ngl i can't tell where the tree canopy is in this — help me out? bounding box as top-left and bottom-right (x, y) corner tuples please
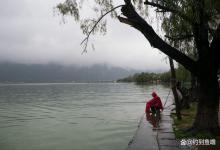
(56, 0), (220, 71)
(56, 0), (220, 131)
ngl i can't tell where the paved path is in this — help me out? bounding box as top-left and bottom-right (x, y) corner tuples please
(127, 101), (220, 150)
(127, 114), (159, 150)
(157, 109), (181, 150)
(127, 97), (220, 150)
(127, 105), (181, 150)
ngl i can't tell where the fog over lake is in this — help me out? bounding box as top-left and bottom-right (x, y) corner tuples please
(0, 0), (170, 71)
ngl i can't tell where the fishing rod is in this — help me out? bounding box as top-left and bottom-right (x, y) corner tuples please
(164, 103), (173, 109)
(163, 89), (171, 108)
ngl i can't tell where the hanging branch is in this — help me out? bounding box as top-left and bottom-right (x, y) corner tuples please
(118, 3), (197, 74)
(165, 34), (194, 41)
(81, 4), (124, 54)
(144, 0), (194, 24)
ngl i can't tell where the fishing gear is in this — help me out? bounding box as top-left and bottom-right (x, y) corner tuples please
(163, 89), (171, 108)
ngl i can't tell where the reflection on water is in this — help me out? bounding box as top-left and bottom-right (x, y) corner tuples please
(146, 111), (161, 129)
(0, 83), (170, 150)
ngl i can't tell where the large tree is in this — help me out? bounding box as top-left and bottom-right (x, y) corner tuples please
(57, 0), (220, 132)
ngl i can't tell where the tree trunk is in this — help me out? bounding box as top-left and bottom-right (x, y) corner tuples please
(119, 0), (219, 131)
(169, 58), (182, 120)
(190, 73), (199, 102)
(193, 67), (219, 132)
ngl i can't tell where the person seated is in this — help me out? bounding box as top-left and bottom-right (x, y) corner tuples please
(145, 92), (163, 114)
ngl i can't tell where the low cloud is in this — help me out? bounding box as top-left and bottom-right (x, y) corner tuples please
(0, 0), (170, 72)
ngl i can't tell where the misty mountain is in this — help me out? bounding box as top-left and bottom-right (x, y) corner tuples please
(0, 63), (138, 83)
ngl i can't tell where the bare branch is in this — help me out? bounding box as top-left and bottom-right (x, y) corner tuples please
(165, 34), (194, 41)
(144, 0), (193, 24)
(81, 4), (124, 54)
(118, 16), (134, 26)
(118, 3), (197, 74)
(144, 0), (175, 12)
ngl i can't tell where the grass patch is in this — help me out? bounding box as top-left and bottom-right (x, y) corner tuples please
(171, 102), (215, 139)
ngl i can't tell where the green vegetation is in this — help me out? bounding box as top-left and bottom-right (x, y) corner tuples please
(172, 102), (214, 139)
(117, 65), (190, 83)
(176, 65), (191, 83)
(117, 72), (170, 83)
(57, 0), (220, 131)
(117, 72), (161, 83)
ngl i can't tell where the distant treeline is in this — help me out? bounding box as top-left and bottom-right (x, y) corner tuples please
(117, 65), (191, 83)
(0, 63), (138, 83)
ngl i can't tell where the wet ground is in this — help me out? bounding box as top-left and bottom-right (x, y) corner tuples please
(127, 99), (220, 150)
(127, 104), (180, 150)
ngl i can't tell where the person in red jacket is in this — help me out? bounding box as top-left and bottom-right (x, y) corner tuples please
(145, 92), (163, 113)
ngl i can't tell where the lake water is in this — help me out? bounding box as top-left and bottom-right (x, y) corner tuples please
(0, 83), (170, 150)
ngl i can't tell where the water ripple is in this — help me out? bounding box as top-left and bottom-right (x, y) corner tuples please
(0, 83), (171, 150)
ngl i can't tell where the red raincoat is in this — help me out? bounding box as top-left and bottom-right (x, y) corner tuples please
(145, 92), (163, 113)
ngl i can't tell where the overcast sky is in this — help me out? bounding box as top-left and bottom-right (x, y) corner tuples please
(0, 0), (170, 72)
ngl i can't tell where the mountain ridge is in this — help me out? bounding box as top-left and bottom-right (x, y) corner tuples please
(0, 62), (139, 83)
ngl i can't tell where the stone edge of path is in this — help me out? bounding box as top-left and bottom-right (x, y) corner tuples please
(126, 107), (193, 150)
(158, 109), (184, 150)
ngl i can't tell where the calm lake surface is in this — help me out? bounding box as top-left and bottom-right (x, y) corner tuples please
(0, 83), (170, 150)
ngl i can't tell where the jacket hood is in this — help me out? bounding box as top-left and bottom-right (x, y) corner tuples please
(152, 92), (157, 97)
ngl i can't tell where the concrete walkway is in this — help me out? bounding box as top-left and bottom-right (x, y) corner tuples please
(127, 102), (220, 150)
(157, 109), (180, 150)
(127, 114), (159, 150)
(127, 105), (181, 150)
